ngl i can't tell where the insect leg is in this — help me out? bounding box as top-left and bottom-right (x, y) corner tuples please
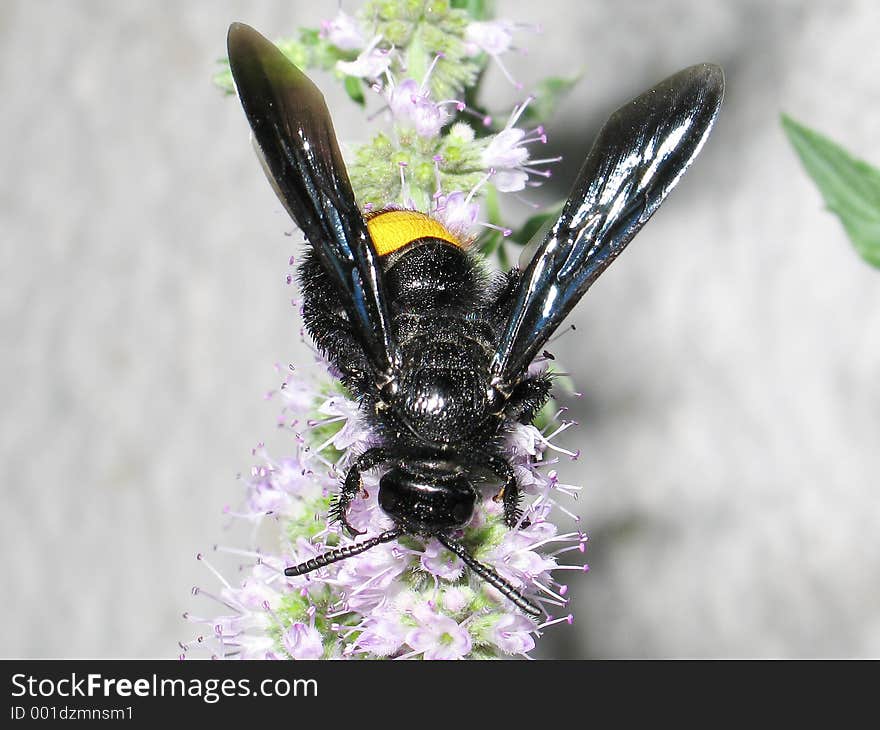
(472, 451), (527, 529)
(505, 374), (553, 424)
(330, 446), (394, 537)
(298, 251), (370, 382)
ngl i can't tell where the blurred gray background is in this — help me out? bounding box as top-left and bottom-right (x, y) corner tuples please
(2, 0), (879, 658)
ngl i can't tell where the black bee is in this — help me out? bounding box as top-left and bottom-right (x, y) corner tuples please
(226, 23), (724, 617)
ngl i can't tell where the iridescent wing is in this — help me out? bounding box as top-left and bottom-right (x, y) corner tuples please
(227, 23), (399, 377)
(492, 64), (724, 383)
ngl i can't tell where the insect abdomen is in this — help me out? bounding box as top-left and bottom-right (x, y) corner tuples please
(366, 210), (462, 257)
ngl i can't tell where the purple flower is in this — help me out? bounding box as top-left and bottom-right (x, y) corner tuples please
(315, 395), (371, 450)
(183, 552), (292, 660)
(434, 191), (480, 240)
(485, 128), (530, 170)
(420, 538), (464, 580)
(506, 422), (546, 458)
(334, 538), (408, 612)
(388, 79), (452, 138)
(245, 468), (291, 515)
(241, 448), (328, 519)
(465, 20), (517, 57)
(405, 608), (472, 660)
(464, 19), (522, 88)
(483, 129), (530, 192)
(320, 10), (366, 52)
(282, 622), (324, 659)
(439, 586), (472, 614)
(279, 368), (321, 414)
(336, 37), (393, 82)
(482, 99), (560, 193)
(352, 606), (410, 657)
(490, 614), (536, 655)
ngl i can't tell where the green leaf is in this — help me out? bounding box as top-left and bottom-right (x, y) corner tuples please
(520, 72), (584, 126)
(343, 75), (366, 107)
(212, 59), (235, 95)
(782, 113), (880, 268)
(477, 184), (509, 262)
(451, 0), (495, 21)
(477, 229), (503, 258)
(298, 27), (320, 46)
(510, 202), (565, 246)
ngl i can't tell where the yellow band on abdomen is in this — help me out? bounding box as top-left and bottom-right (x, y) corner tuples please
(366, 210), (461, 257)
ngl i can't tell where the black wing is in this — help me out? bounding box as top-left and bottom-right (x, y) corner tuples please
(227, 23), (399, 378)
(491, 63), (724, 383)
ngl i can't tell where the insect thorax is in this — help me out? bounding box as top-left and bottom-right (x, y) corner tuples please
(381, 236), (486, 313)
(374, 237), (499, 447)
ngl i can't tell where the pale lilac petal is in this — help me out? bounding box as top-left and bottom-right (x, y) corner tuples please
(482, 127), (529, 168)
(506, 423), (544, 457)
(336, 43), (392, 81)
(492, 169), (529, 193)
(441, 586), (472, 614)
(388, 79), (422, 118)
(435, 191), (480, 239)
(280, 376), (318, 412)
(236, 636), (279, 660)
(318, 396), (371, 449)
(282, 623), (324, 659)
(420, 539), (464, 580)
(320, 10), (366, 51)
(387, 78), (451, 138)
(465, 20), (515, 56)
(355, 608), (409, 656)
(406, 614), (472, 660)
(234, 578), (280, 611)
(491, 614), (536, 654)
(246, 479), (290, 514)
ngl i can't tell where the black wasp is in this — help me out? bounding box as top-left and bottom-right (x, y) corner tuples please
(227, 23), (724, 617)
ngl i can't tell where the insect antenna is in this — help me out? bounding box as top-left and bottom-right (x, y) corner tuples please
(285, 528), (402, 577)
(434, 533), (543, 618)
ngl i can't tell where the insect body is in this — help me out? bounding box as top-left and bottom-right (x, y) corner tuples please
(226, 23), (724, 616)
